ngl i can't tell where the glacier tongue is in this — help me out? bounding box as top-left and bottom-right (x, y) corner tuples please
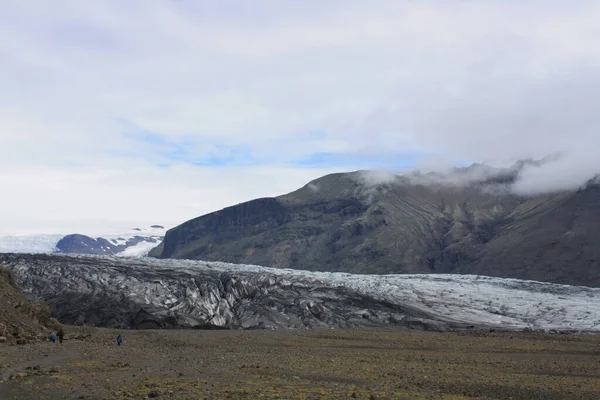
(0, 235), (64, 253)
(1, 253), (600, 332)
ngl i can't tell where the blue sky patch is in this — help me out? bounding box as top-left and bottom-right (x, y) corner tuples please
(294, 152), (420, 170)
(125, 131), (260, 167)
(124, 129), (422, 170)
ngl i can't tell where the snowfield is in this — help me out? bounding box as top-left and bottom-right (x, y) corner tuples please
(2, 253), (599, 332)
(0, 234), (64, 253)
(115, 241), (163, 258)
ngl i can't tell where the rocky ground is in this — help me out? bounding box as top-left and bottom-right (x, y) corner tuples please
(2, 327), (600, 399)
(0, 267), (61, 345)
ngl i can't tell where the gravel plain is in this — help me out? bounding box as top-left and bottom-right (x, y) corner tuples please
(2, 327), (600, 399)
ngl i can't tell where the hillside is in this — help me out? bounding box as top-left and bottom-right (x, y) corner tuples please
(0, 267), (60, 344)
(149, 165), (600, 286)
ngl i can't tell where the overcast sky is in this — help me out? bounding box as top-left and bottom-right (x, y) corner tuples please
(1, 1), (599, 234)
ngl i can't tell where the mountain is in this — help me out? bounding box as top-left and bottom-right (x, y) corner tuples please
(1, 253), (599, 332)
(0, 226), (166, 257)
(56, 226), (166, 256)
(149, 165), (600, 287)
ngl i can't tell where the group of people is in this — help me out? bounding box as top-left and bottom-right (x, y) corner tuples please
(50, 328), (64, 344)
(50, 329), (123, 346)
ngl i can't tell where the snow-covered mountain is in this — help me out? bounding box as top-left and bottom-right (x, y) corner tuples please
(2, 253), (599, 332)
(0, 226), (166, 258)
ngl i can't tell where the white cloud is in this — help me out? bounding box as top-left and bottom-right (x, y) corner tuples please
(0, 163), (343, 235)
(1, 1), (599, 233)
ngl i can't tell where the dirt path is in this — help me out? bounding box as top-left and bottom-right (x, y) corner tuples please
(2, 327), (600, 399)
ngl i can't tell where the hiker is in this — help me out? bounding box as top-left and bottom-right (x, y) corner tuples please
(57, 328), (64, 344)
(116, 335), (122, 346)
(50, 333), (56, 343)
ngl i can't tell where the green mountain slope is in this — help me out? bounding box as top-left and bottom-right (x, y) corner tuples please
(458, 182), (600, 286)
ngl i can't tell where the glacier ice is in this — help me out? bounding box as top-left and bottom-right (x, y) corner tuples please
(1, 253), (599, 332)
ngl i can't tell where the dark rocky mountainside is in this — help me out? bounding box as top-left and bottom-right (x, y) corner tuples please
(456, 179), (600, 285)
(149, 165), (600, 287)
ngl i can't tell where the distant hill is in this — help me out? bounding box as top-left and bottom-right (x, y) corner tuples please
(149, 164), (600, 287)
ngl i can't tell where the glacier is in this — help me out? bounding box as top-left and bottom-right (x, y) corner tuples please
(1, 253), (599, 332)
(0, 234), (64, 254)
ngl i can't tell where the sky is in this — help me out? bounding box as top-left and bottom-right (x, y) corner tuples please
(1, 1), (599, 234)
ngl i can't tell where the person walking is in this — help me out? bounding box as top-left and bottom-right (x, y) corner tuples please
(50, 333), (56, 343)
(57, 328), (64, 344)
(116, 335), (122, 346)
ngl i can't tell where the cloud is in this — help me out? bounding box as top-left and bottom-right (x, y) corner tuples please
(512, 155), (600, 195)
(1, 1), (599, 232)
(0, 163), (343, 235)
(355, 154), (599, 197)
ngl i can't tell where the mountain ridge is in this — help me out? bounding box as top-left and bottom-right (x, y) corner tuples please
(149, 164), (600, 286)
